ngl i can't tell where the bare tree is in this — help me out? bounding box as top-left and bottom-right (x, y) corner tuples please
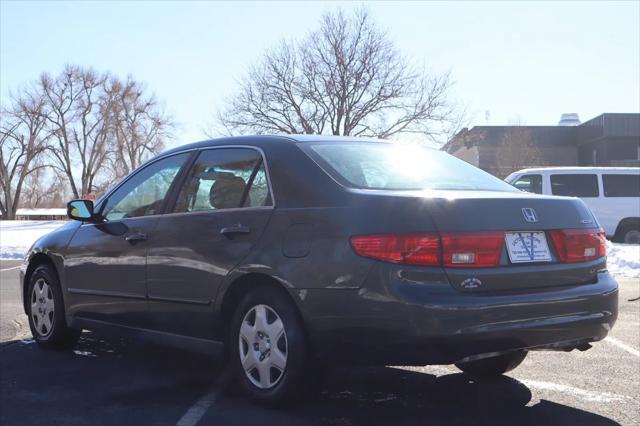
(21, 167), (69, 208)
(2, 65), (172, 211)
(107, 77), (172, 179)
(0, 91), (50, 219)
(218, 8), (459, 143)
(494, 127), (547, 178)
(40, 65), (115, 199)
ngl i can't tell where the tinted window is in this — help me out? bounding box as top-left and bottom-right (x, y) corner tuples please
(174, 148), (272, 212)
(603, 174), (640, 197)
(512, 174), (542, 194)
(303, 142), (517, 192)
(550, 174), (599, 197)
(102, 153), (189, 220)
(245, 163), (272, 207)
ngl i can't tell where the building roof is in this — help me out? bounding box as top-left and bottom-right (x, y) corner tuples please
(15, 208), (67, 216)
(443, 113), (640, 153)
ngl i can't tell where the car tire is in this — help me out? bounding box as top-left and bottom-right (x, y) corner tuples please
(615, 221), (640, 244)
(27, 264), (81, 349)
(229, 286), (309, 406)
(455, 350), (527, 378)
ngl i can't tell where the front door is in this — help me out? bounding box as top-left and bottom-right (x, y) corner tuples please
(65, 152), (191, 327)
(146, 147), (274, 339)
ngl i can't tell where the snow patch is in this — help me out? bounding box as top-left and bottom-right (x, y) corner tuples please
(606, 241), (640, 278)
(0, 221), (66, 259)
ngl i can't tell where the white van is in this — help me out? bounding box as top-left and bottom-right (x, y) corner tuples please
(505, 167), (640, 243)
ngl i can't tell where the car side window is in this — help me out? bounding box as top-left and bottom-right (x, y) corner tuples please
(602, 174), (640, 197)
(244, 162), (272, 207)
(101, 153), (190, 221)
(174, 148), (272, 213)
(550, 174), (599, 197)
(512, 174), (542, 194)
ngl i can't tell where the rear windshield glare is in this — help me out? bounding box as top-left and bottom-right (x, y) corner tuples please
(302, 142), (518, 192)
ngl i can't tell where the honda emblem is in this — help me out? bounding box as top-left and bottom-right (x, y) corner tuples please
(522, 208), (538, 223)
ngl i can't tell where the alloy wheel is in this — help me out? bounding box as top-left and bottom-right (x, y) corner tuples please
(31, 278), (55, 337)
(238, 304), (288, 389)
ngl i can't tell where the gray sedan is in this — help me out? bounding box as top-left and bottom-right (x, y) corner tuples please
(19, 135), (618, 405)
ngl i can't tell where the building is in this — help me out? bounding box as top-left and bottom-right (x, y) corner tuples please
(443, 113), (640, 178)
(14, 208), (67, 220)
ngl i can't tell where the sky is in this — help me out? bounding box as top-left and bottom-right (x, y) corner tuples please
(1, 0), (639, 148)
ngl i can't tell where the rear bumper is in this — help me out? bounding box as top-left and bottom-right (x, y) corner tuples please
(300, 271), (618, 365)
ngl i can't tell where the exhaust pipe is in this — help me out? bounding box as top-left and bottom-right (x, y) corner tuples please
(530, 339), (593, 352)
(576, 343), (592, 351)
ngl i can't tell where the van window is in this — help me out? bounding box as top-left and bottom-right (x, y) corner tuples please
(512, 174), (542, 194)
(603, 174), (640, 197)
(550, 174), (599, 197)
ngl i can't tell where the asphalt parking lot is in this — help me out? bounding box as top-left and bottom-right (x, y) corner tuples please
(1, 259), (638, 426)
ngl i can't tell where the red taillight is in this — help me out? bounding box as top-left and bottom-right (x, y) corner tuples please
(549, 228), (606, 263)
(350, 231), (504, 267)
(441, 232), (504, 267)
(350, 233), (441, 266)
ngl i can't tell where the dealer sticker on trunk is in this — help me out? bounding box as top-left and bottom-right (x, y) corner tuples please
(505, 231), (552, 263)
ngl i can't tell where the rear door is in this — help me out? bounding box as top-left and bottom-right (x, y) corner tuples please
(146, 147), (274, 339)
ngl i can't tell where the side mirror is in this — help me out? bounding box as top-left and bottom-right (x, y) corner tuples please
(67, 199), (95, 222)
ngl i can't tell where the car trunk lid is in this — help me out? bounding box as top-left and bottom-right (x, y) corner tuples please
(349, 189), (605, 293)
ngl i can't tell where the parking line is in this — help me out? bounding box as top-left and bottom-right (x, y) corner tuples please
(522, 379), (630, 403)
(175, 370), (233, 426)
(0, 266), (21, 272)
(605, 336), (640, 357)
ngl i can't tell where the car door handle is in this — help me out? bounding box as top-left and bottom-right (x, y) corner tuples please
(220, 225), (251, 236)
(125, 232), (148, 243)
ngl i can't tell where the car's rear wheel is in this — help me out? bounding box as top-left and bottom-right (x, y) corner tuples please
(27, 264), (81, 349)
(455, 350), (527, 377)
(229, 286), (309, 406)
(619, 224), (640, 244)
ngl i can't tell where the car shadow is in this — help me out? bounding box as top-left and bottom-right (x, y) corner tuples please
(0, 332), (221, 426)
(218, 364), (621, 426)
(0, 333), (622, 426)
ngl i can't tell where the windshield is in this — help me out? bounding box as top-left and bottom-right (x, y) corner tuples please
(303, 142), (518, 192)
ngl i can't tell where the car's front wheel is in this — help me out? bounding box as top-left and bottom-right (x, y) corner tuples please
(455, 350), (527, 377)
(229, 286), (309, 406)
(27, 264), (81, 349)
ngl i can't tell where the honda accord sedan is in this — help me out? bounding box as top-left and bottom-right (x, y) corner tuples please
(20, 135), (618, 405)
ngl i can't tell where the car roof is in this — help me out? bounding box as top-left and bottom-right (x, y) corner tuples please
(510, 167), (640, 175)
(161, 134), (389, 157)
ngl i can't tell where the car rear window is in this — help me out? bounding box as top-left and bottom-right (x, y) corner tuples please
(511, 174), (543, 194)
(602, 174), (640, 197)
(302, 142), (517, 192)
(550, 174), (599, 197)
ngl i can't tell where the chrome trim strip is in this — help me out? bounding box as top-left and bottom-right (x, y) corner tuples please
(147, 295), (212, 305)
(67, 288), (146, 300)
